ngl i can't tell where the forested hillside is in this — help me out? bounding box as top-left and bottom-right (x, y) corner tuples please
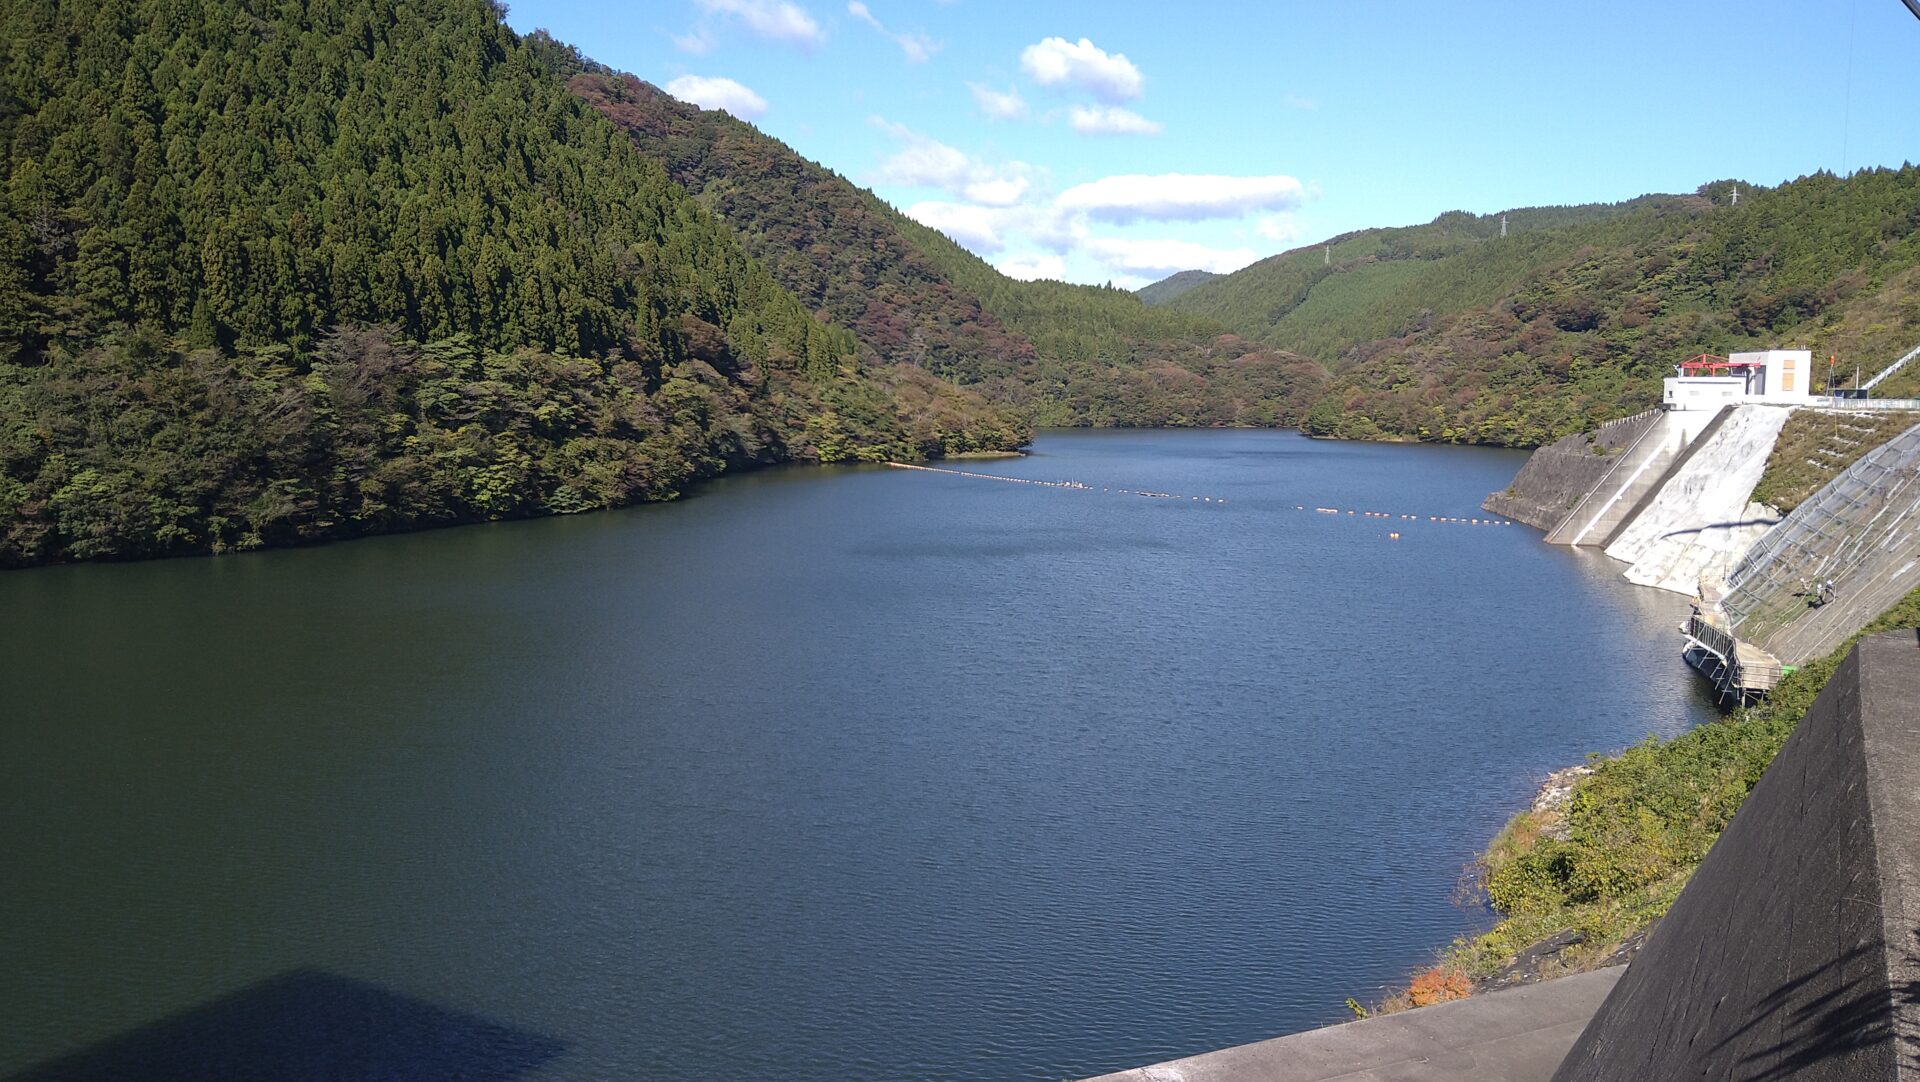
(7, 2), (1916, 573)
(0, 0), (1022, 567)
(572, 73), (1328, 428)
(1169, 172), (1920, 444)
(1136, 270), (1220, 306)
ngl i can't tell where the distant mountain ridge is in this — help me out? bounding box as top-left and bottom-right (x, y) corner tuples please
(1137, 270), (1221, 306)
(1166, 200), (1666, 357)
(1165, 176), (1920, 444)
(573, 71), (1328, 429)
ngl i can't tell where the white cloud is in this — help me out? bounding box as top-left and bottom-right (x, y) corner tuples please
(1019, 37), (1143, 101)
(907, 202), (1008, 252)
(870, 118), (1032, 206)
(1078, 236), (1259, 278)
(1283, 93), (1320, 111)
(1055, 173), (1306, 223)
(998, 253), (1066, 281)
(1067, 105), (1162, 136)
(665, 75), (769, 119)
(1255, 214), (1306, 243)
(671, 28), (717, 54)
(969, 82), (1027, 120)
(847, 2), (939, 62)
(963, 176), (1029, 206)
(693, 0), (825, 48)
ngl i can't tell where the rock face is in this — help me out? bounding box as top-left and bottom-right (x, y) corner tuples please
(1529, 765), (1595, 817)
(1551, 630), (1920, 1082)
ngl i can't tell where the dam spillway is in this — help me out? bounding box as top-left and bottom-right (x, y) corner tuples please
(1541, 409), (1714, 547)
(1600, 404), (1789, 595)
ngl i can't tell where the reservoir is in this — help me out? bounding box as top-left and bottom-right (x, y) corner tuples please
(1, 429), (1715, 1081)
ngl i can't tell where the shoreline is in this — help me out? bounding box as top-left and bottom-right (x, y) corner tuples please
(7, 423), (1550, 572)
(1372, 576), (1920, 1017)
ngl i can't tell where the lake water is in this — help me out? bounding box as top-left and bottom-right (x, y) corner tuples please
(1, 429), (1715, 1081)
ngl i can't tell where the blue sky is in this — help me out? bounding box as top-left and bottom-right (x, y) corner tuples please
(505, 0), (1919, 288)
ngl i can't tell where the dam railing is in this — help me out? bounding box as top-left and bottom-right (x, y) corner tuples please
(1858, 338), (1920, 391)
(1809, 395), (1920, 410)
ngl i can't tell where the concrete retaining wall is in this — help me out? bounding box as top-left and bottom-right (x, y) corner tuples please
(1080, 969), (1623, 1082)
(1552, 631), (1920, 1081)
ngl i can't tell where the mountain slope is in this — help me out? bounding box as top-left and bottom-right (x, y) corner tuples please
(1166, 200), (1667, 358)
(0, 0), (1022, 567)
(1171, 173), (1920, 444)
(1137, 270), (1221, 306)
(572, 73), (1326, 428)
(570, 71), (1036, 385)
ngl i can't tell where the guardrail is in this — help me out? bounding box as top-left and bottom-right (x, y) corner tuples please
(1860, 340), (1920, 391)
(1809, 396), (1920, 410)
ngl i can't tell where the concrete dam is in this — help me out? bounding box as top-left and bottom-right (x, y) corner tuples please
(1485, 385), (1920, 698)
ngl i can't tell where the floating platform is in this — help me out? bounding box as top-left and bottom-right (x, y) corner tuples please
(1681, 609), (1784, 702)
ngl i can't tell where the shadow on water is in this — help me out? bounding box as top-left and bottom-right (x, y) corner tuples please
(5, 969), (564, 1082)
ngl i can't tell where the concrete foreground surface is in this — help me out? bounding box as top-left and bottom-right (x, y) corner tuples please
(1078, 967), (1623, 1082)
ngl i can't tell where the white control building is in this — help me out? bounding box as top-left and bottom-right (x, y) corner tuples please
(1664, 350), (1816, 410)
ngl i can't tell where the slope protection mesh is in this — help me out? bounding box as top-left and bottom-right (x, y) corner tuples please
(1722, 420), (1920, 662)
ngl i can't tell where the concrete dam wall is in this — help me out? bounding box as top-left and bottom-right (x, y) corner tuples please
(1489, 405), (1920, 673)
(1482, 409), (1661, 531)
(1601, 404), (1790, 595)
(1552, 631), (1920, 1082)
(1541, 409), (1716, 548)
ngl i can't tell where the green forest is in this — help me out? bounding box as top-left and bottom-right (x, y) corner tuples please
(0, 0), (1022, 567)
(570, 71), (1327, 430)
(1165, 173), (1920, 444)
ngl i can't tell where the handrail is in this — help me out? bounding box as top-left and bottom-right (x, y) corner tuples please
(1861, 340), (1920, 392)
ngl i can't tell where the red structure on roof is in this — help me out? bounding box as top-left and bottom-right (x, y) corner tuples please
(1678, 353), (1765, 375)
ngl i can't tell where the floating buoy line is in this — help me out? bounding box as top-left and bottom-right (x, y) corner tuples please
(886, 462), (1516, 527)
(886, 462), (1227, 503)
(1298, 505), (1515, 528)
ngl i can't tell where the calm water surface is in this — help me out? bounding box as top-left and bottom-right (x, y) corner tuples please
(2, 430), (1714, 1080)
